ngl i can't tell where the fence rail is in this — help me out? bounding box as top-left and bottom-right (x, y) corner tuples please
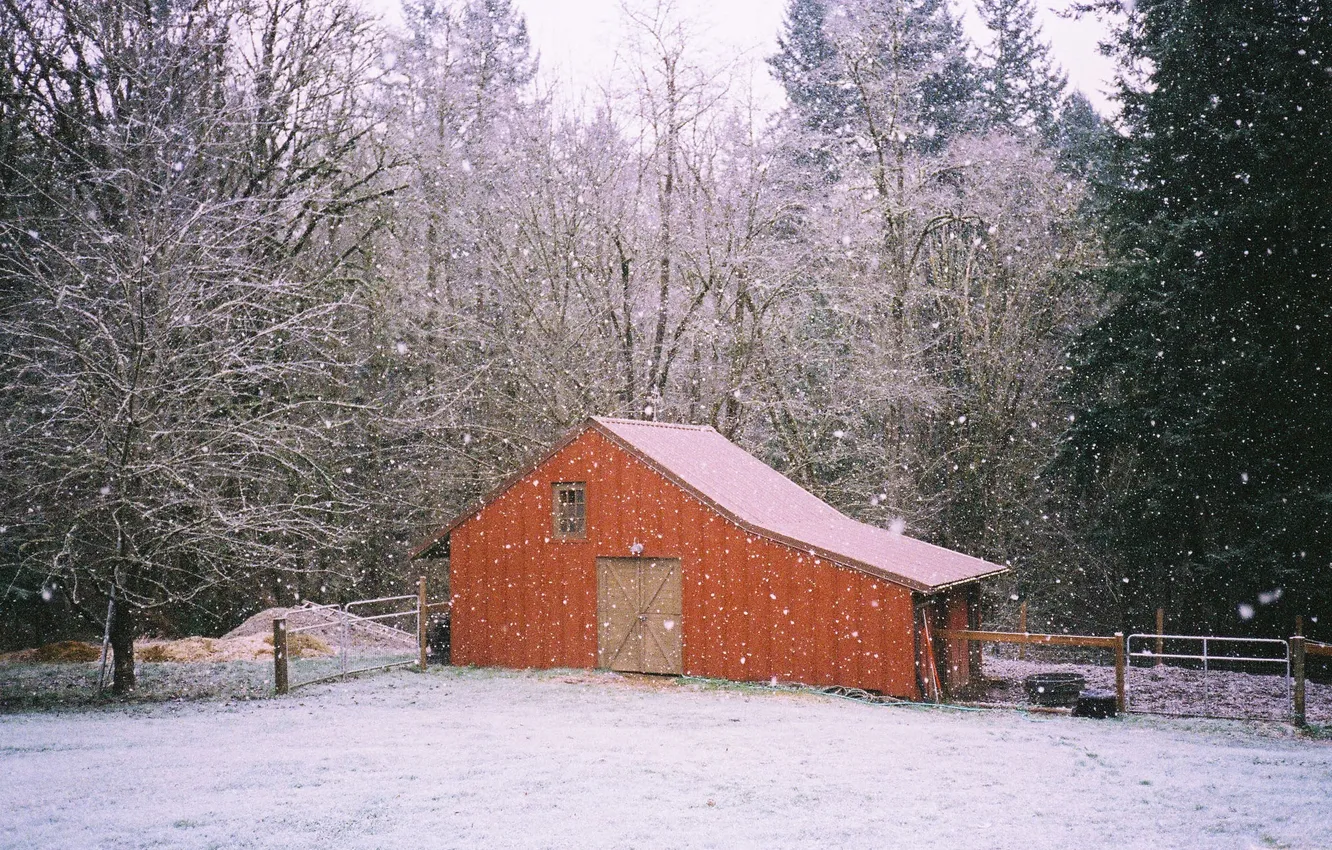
(938, 628), (1126, 711)
(1126, 633), (1290, 719)
(1305, 640), (1332, 658)
(940, 628), (1331, 725)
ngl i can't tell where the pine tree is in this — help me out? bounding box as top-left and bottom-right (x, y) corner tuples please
(769, 0), (858, 138)
(904, 0), (980, 147)
(1047, 90), (1109, 178)
(1065, 0), (1332, 634)
(975, 0), (1066, 134)
(771, 0), (978, 157)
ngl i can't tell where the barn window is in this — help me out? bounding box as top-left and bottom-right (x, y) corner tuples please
(552, 482), (586, 538)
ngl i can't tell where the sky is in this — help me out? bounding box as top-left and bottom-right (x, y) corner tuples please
(368, 1), (1119, 116)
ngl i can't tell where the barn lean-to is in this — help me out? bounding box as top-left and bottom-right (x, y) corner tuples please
(412, 417), (1006, 700)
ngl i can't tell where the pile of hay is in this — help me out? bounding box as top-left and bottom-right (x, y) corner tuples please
(0, 641), (104, 664)
(136, 633), (332, 662)
(1, 633), (334, 666)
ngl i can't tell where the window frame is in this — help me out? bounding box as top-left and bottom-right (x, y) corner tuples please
(551, 481), (587, 540)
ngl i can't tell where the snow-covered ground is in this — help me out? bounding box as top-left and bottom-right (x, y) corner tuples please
(3, 667), (1330, 850)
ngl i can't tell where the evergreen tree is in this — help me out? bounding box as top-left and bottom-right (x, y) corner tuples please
(769, 0), (858, 138)
(772, 0), (978, 157)
(893, 0), (980, 148)
(1065, 0), (1332, 635)
(1047, 90), (1109, 178)
(975, 0), (1066, 134)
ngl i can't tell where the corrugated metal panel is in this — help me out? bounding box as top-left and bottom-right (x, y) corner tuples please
(592, 417), (1007, 592)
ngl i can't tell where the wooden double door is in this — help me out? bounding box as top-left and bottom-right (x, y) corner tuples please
(596, 557), (682, 675)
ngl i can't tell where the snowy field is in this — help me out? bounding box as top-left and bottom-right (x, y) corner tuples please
(3, 667), (1331, 850)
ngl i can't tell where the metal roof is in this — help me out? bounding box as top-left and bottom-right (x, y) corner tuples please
(591, 417), (1007, 592)
(412, 416), (1007, 592)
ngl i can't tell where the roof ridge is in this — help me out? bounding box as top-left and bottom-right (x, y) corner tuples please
(593, 416), (714, 432)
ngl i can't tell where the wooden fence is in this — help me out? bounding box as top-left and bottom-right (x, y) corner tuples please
(939, 628), (1128, 711)
(1293, 637), (1332, 726)
(943, 628), (1332, 725)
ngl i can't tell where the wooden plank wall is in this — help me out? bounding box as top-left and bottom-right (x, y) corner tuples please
(450, 429), (922, 699)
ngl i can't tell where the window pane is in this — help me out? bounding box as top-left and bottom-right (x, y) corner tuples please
(553, 482), (586, 538)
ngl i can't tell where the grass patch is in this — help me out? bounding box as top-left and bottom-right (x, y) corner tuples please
(0, 660), (274, 712)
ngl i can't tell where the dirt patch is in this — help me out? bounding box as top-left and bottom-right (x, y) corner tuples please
(556, 670), (625, 686)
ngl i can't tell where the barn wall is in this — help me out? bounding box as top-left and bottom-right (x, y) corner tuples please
(449, 429), (922, 698)
(938, 588), (973, 695)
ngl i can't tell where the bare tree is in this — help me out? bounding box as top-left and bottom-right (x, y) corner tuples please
(0, 0), (388, 691)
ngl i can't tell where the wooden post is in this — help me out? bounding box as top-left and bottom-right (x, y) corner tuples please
(1291, 635), (1306, 726)
(1155, 608), (1165, 666)
(417, 575), (429, 672)
(1113, 632), (1126, 713)
(1295, 615), (1303, 637)
(1018, 602), (1028, 660)
(273, 617), (289, 695)
(967, 585), (983, 683)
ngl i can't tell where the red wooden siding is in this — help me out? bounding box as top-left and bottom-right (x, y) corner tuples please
(940, 588), (973, 694)
(449, 429), (923, 698)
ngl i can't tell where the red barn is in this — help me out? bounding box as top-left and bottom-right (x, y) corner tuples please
(412, 417), (1005, 699)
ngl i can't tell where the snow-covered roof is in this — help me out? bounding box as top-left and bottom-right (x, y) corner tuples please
(412, 416), (1006, 592)
(592, 417), (1006, 593)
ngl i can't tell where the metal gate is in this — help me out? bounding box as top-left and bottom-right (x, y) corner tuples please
(282, 595), (421, 691)
(1126, 634), (1290, 719)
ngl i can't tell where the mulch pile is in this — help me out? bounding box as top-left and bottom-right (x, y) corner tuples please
(1, 641), (103, 664)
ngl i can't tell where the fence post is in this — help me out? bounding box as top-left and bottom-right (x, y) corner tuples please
(418, 575), (428, 672)
(273, 617), (289, 695)
(1114, 632), (1126, 713)
(1292, 635), (1306, 726)
(1155, 608), (1164, 666)
(1018, 602), (1028, 660)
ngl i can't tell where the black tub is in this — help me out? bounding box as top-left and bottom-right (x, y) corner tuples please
(1023, 672), (1086, 707)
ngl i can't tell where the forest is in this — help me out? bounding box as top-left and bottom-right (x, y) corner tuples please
(2, 0), (1328, 692)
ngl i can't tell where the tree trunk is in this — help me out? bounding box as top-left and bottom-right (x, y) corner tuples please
(109, 600), (137, 694)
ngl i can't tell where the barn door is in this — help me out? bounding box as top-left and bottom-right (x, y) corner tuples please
(596, 558), (682, 674)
